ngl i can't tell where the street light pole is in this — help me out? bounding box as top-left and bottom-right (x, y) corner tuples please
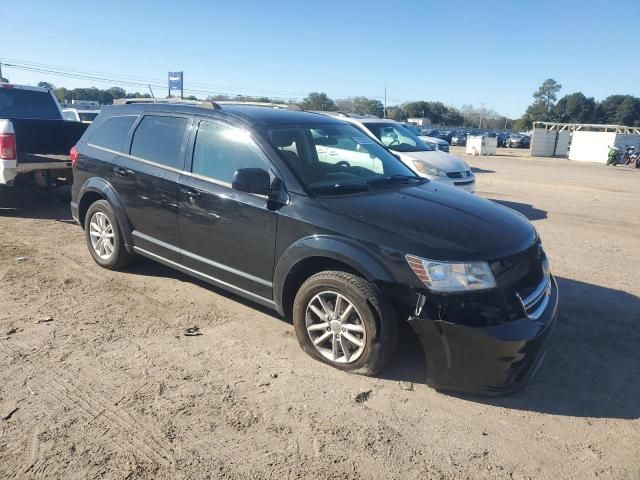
(384, 85), (387, 118)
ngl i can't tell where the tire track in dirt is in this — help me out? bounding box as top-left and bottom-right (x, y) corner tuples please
(0, 337), (175, 474)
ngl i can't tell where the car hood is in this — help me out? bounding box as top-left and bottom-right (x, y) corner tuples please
(398, 149), (469, 172)
(317, 182), (536, 261)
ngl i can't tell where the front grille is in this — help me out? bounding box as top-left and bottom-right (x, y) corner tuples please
(516, 272), (551, 320)
(454, 180), (474, 186)
(447, 170), (472, 179)
(490, 240), (545, 293)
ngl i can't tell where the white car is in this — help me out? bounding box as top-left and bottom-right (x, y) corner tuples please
(62, 108), (99, 123)
(401, 124), (450, 153)
(320, 114), (475, 193)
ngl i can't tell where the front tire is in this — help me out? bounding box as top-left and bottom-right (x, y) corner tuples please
(84, 199), (134, 270)
(292, 271), (398, 376)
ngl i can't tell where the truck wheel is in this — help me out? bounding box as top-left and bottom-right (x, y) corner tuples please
(84, 200), (134, 270)
(293, 271), (398, 376)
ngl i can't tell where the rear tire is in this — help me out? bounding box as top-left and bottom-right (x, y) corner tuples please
(84, 199), (134, 270)
(293, 271), (398, 376)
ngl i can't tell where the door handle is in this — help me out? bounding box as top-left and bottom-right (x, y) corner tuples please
(113, 166), (132, 177)
(181, 187), (201, 200)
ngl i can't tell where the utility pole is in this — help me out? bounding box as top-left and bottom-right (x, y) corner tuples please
(0, 59), (4, 82)
(479, 102), (486, 129)
(384, 85), (387, 118)
(180, 71), (183, 100)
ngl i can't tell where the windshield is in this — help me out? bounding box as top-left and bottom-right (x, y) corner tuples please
(402, 124), (422, 136)
(362, 122), (433, 152)
(262, 124), (422, 195)
(79, 112), (99, 122)
(0, 88), (61, 120)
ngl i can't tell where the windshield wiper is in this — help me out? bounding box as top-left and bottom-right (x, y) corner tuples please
(308, 182), (370, 195)
(366, 175), (425, 187)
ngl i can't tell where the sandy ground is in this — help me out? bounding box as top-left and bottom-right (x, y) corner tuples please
(0, 148), (639, 480)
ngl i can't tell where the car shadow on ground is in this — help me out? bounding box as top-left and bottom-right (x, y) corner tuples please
(382, 276), (640, 420)
(470, 166), (496, 174)
(0, 185), (74, 222)
(489, 199), (548, 221)
(124, 258), (285, 321)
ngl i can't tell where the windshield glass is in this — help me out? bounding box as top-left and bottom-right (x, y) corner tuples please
(362, 122), (433, 152)
(0, 89), (61, 120)
(262, 124), (422, 195)
(79, 112), (99, 122)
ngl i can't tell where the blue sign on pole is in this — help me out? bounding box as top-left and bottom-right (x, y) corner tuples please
(168, 71), (183, 91)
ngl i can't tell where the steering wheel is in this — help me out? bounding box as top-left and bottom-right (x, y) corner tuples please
(387, 139), (400, 148)
(335, 160), (351, 168)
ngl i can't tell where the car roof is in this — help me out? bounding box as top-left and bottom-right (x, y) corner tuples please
(103, 101), (346, 127)
(1, 84), (51, 93)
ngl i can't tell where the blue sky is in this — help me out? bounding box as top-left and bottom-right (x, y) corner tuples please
(2, 0), (639, 117)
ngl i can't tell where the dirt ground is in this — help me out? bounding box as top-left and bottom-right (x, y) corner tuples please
(1, 148), (639, 480)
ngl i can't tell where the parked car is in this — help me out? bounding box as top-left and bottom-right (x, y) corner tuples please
(450, 131), (468, 146)
(497, 132), (511, 147)
(0, 84), (88, 187)
(401, 123), (450, 152)
(63, 108), (100, 124)
(321, 114), (475, 193)
(71, 100), (558, 394)
(505, 134), (531, 148)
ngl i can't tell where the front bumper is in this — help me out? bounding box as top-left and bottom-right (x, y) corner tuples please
(407, 275), (558, 395)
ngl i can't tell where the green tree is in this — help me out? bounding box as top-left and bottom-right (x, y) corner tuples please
(519, 78), (563, 127)
(386, 106), (405, 121)
(53, 87), (70, 103)
(352, 97), (384, 117)
(299, 92), (336, 111)
(614, 96), (640, 126)
(106, 87), (127, 100)
(533, 78), (562, 113)
(553, 92), (596, 123)
(37, 81), (55, 90)
(402, 101), (430, 119)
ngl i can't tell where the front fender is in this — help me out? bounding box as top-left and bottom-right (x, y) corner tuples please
(273, 235), (397, 315)
(78, 177), (134, 250)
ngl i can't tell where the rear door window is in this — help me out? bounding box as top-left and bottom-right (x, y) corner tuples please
(88, 115), (137, 152)
(130, 115), (189, 170)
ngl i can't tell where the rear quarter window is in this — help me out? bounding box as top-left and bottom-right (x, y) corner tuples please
(130, 115), (189, 169)
(88, 115), (137, 152)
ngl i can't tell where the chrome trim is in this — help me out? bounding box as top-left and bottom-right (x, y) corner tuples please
(132, 231), (272, 287)
(516, 274), (552, 321)
(87, 143), (184, 174)
(87, 144), (269, 199)
(133, 246), (275, 306)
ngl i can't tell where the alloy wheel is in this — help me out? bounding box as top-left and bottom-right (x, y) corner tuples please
(89, 212), (115, 260)
(305, 290), (367, 364)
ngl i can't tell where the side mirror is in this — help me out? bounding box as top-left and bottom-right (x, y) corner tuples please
(232, 168), (272, 196)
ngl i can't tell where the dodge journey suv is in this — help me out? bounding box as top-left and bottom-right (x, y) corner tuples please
(70, 100), (558, 394)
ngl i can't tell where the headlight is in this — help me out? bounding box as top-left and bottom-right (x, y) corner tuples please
(412, 160), (447, 177)
(405, 255), (496, 292)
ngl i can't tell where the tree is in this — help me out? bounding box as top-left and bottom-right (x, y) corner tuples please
(553, 92), (597, 123)
(614, 96), (640, 126)
(299, 92), (336, 111)
(37, 81), (55, 90)
(385, 106), (405, 121)
(517, 78), (563, 128)
(402, 101), (430, 119)
(106, 87), (127, 100)
(533, 78), (562, 113)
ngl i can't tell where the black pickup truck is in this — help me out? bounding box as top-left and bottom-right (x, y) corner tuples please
(0, 84), (88, 187)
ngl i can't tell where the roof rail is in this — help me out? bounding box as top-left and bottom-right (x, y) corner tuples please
(113, 98), (220, 109)
(215, 101), (302, 111)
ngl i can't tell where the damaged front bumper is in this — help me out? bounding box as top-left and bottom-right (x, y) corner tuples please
(407, 275), (559, 395)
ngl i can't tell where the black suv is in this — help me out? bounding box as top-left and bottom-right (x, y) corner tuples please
(70, 100), (558, 394)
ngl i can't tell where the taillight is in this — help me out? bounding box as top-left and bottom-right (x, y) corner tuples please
(70, 146), (79, 167)
(0, 133), (17, 160)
